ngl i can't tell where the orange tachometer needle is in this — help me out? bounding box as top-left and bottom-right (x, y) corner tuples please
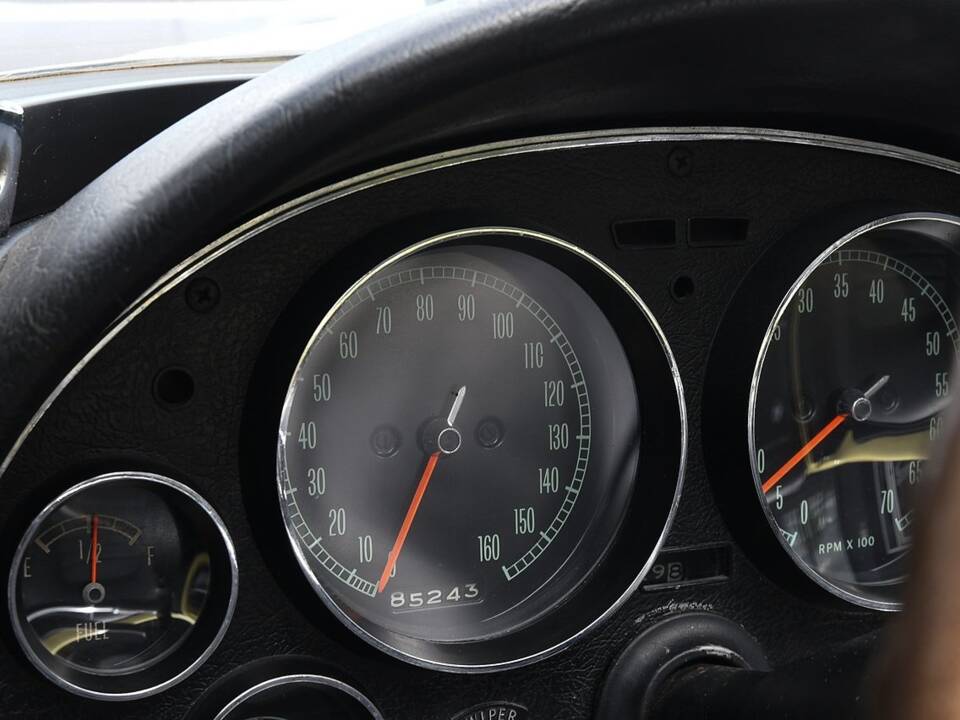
(378, 452), (442, 593)
(762, 413), (848, 494)
(90, 513), (99, 585)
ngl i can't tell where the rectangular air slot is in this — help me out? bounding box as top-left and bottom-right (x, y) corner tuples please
(612, 219), (677, 249)
(688, 217), (750, 247)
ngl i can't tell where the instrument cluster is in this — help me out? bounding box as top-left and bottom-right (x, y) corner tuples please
(3, 130), (960, 718)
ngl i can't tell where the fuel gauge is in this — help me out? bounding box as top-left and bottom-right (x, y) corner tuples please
(8, 471), (238, 700)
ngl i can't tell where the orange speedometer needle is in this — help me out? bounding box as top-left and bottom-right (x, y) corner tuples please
(378, 452), (441, 593)
(90, 513), (99, 584)
(378, 385), (467, 593)
(762, 413), (848, 494)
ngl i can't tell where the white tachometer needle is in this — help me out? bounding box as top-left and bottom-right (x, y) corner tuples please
(845, 374), (891, 423)
(864, 374), (891, 399)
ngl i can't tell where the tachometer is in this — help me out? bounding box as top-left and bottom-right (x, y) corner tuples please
(749, 214), (960, 609)
(276, 227), (684, 670)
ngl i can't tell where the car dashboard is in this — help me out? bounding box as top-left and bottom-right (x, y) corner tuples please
(0, 0), (960, 720)
(3, 2), (960, 718)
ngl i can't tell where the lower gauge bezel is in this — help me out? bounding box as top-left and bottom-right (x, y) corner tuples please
(213, 674), (384, 720)
(266, 226), (686, 672)
(747, 212), (960, 611)
(7, 471), (239, 701)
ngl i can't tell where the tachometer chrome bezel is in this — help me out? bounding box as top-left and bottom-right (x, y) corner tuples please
(747, 212), (960, 611)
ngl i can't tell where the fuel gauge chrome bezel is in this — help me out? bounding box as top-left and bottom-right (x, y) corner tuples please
(7, 471), (239, 701)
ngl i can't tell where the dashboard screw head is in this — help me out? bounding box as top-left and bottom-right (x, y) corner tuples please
(185, 277), (220, 313)
(668, 147), (693, 177)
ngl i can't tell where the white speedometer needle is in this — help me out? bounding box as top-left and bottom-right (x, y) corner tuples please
(378, 386), (467, 593)
(447, 385), (467, 426)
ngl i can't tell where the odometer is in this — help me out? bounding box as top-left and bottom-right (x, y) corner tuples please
(749, 214), (960, 609)
(276, 227), (684, 669)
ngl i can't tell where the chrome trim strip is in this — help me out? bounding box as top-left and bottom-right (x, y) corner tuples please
(0, 56), (291, 84)
(273, 226), (687, 672)
(213, 674), (383, 720)
(0, 63), (274, 107)
(746, 212), (960, 612)
(6, 471), (240, 700)
(1, 127), (959, 625)
(4, 73), (259, 109)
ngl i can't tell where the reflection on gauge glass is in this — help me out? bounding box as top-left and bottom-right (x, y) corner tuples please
(8, 472), (238, 699)
(749, 214), (960, 609)
(276, 227), (684, 670)
(213, 675), (382, 720)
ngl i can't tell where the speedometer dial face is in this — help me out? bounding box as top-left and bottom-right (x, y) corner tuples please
(276, 228), (684, 669)
(750, 215), (960, 609)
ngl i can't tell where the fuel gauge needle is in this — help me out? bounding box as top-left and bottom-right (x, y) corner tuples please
(378, 386), (466, 593)
(82, 513), (105, 605)
(90, 513), (99, 585)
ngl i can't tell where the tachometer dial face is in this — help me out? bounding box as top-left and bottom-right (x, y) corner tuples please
(8, 472), (238, 699)
(749, 215), (960, 609)
(276, 228), (684, 669)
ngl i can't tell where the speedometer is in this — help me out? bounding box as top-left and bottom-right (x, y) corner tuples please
(275, 227), (684, 670)
(749, 214), (960, 609)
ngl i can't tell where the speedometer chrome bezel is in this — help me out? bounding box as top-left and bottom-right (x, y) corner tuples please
(275, 225), (687, 673)
(747, 212), (960, 612)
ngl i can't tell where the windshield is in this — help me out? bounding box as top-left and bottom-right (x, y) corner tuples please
(0, 0), (434, 76)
